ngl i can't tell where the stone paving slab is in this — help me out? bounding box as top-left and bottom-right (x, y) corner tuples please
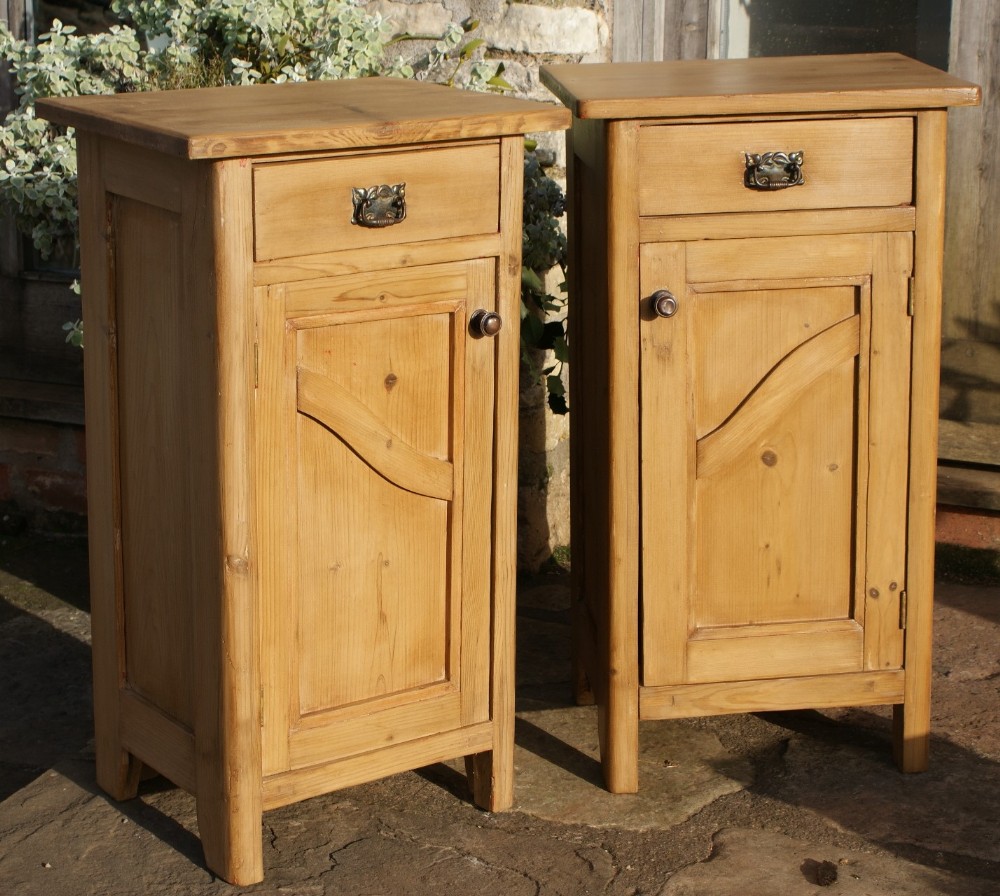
(507, 705), (752, 828)
(657, 827), (998, 896)
(1, 537), (998, 895)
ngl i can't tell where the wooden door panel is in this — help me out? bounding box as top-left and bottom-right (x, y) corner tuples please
(297, 312), (454, 461)
(695, 316), (861, 479)
(258, 260), (494, 772)
(297, 366), (454, 501)
(695, 356), (859, 629)
(294, 309), (459, 715)
(641, 233), (909, 688)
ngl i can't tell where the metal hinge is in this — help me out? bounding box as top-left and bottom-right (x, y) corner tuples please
(899, 590), (908, 629)
(907, 278), (916, 317)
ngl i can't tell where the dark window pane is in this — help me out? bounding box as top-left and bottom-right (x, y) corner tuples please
(745, 0), (950, 70)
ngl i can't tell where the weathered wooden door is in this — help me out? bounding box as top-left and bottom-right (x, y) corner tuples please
(640, 232), (913, 688)
(256, 259), (497, 775)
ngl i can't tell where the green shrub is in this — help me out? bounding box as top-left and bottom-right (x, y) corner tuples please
(0, 20), (145, 260)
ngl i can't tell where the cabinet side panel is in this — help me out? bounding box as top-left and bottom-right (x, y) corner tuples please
(113, 196), (194, 727)
(696, 358), (860, 627)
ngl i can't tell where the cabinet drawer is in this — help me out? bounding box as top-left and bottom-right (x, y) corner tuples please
(638, 117), (913, 217)
(254, 142), (500, 261)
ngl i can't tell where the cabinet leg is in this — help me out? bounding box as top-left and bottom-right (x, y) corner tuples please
(598, 692), (639, 793)
(196, 794), (264, 886)
(465, 746), (514, 812)
(892, 701), (930, 772)
(92, 686), (142, 801)
(95, 743), (142, 802)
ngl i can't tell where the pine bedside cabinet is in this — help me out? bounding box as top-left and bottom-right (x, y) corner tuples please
(37, 79), (569, 884)
(539, 54), (979, 793)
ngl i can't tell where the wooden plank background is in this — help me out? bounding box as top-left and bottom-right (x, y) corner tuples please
(612, 0), (711, 62)
(939, 0), (999, 483)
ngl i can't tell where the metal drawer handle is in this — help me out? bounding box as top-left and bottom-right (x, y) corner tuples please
(651, 289), (678, 318)
(351, 182), (406, 227)
(470, 309), (502, 338)
(744, 151), (804, 190)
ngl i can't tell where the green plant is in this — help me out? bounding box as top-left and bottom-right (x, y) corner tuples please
(521, 151), (569, 414)
(111, 0), (399, 85)
(0, 20), (146, 261)
(389, 17), (512, 91)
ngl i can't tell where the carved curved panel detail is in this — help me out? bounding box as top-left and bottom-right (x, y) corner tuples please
(297, 365), (454, 501)
(696, 316), (861, 480)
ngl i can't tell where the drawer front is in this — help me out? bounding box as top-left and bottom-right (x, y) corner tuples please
(638, 117), (913, 217)
(254, 142), (500, 260)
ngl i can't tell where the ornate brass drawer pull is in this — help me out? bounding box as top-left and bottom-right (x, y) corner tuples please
(744, 151), (804, 190)
(351, 182), (406, 227)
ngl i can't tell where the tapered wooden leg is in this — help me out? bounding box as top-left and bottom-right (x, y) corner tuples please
(466, 746), (513, 812)
(94, 736), (142, 802)
(599, 673), (639, 794)
(196, 789), (264, 886)
(892, 702), (930, 772)
(91, 622), (143, 801)
(572, 592), (598, 706)
(191, 583), (264, 887)
(466, 620), (515, 812)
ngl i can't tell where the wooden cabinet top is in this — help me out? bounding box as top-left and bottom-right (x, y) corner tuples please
(37, 76), (569, 160)
(540, 53), (980, 120)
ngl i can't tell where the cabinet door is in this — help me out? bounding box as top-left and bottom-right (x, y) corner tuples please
(640, 233), (912, 688)
(256, 259), (496, 775)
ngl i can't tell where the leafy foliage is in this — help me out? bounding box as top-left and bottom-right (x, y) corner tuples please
(0, 20), (146, 260)
(111, 0), (398, 85)
(521, 152), (569, 413)
(389, 17), (513, 91)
